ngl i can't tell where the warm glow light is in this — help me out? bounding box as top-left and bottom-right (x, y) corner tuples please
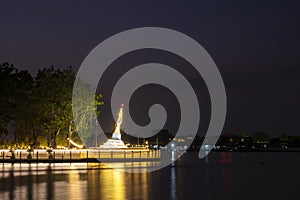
(68, 138), (84, 149)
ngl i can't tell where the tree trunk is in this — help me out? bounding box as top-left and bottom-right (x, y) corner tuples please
(52, 128), (60, 149)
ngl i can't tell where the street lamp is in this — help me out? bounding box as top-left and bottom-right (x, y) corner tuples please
(171, 143), (175, 149)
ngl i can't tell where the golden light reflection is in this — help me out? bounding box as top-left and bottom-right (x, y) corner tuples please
(87, 169), (125, 199)
(68, 166), (87, 200)
(100, 170), (126, 200)
(86, 167), (149, 199)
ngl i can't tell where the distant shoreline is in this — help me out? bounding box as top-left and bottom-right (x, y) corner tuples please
(189, 148), (300, 153)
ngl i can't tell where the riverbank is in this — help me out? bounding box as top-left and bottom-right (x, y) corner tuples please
(0, 149), (161, 164)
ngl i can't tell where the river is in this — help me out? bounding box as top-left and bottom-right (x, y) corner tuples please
(0, 152), (299, 200)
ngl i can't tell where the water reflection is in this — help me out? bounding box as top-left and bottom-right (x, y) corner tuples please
(27, 165), (32, 200)
(219, 153), (232, 195)
(0, 164), (86, 200)
(170, 166), (177, 200)
(9, 169), (14, 200)
(0, 163), (151, 200)
(1, 152), (299, 200)
(46, 166), (53, 200)
(92, 170), (126, 199)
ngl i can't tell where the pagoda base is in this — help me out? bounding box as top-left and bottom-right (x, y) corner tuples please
(99, 139), (128, 149)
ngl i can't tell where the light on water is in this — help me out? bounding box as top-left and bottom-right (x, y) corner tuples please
(1, 152), (300, 200)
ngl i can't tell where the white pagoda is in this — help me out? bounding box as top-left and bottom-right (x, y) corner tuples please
(99, 104), (128, 149)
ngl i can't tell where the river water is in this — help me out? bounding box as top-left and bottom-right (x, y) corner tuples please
(0, 152), (299, 200)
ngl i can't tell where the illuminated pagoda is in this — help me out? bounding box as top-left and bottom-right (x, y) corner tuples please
(99, 104), (128, 149)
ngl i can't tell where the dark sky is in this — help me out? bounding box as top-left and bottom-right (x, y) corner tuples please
(1, 1), (299, 136)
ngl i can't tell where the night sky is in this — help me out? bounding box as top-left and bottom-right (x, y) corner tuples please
(1, 1), (299, 136)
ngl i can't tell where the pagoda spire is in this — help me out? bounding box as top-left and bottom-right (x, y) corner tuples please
(112, 104), (124, 140)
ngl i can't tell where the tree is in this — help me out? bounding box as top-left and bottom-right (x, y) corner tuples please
(0, 62), (17, 135)
(12, 69), (35, 148)
(71, 78), (103, 146)
(0, 62), (35, 147)
(34, 66), (103, 148)
(0, 63), (103, 149)
(253, 132), (270, 143)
